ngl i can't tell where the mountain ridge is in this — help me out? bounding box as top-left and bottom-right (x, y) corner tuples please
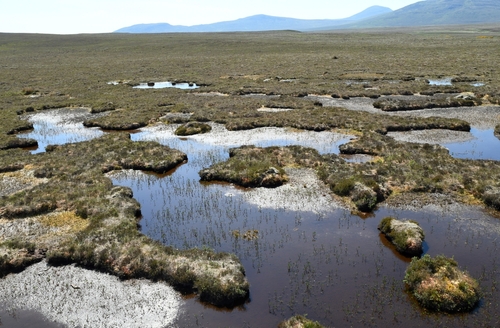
(114, 6), (392, 33)
(337, 0), (500, 29)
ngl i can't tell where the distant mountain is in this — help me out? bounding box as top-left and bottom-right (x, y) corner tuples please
(340, 0), (500, 28)
(114, 6), (392, 33)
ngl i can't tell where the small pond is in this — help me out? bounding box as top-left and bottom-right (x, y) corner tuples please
(17, 108), (105, 154)
(133, 81), (199, 89)
(428, 78), (453, 86)
(445, 128), (500, 160)
(388, 128), (500, 161)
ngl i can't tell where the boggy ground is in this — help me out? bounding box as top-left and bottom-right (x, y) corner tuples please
(200, 130), (500, 213)
(1, 26), (500, 325)
(0, 134), (249, 307)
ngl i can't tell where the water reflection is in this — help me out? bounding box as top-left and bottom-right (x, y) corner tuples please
(133, 81), (199, 89)
(17, 109), (104, 154)
(428, 78), (452, 86)
(388, 128), (500, 161)
(444, 128), (500, 160)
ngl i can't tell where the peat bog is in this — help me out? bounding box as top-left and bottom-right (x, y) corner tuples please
(1, 27), (500, 327)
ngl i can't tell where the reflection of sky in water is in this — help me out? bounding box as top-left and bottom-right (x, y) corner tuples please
(131, 124), (352, 169)
(428, 78), (452, 86)
(133, 82), (199, 89)
(444, 128), (500, 161)
(17, 110), (104, 154)
(131, 124), (353, 180)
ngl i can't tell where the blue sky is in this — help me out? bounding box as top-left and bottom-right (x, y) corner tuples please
(1, 0), (421, 34)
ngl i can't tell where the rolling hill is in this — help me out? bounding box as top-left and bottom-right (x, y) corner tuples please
(114, 6), (392, 33)
(341, 0), (500, 28)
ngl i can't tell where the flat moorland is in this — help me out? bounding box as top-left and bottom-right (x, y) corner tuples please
(1, 26), (500, 325)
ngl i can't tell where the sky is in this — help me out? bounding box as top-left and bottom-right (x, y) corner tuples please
(0, 0), (422, 34)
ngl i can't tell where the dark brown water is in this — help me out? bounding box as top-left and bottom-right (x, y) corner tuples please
(109, 127), (500, 327)
(6, 110), (500, 327)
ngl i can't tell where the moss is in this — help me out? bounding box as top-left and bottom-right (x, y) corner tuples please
(278, 315), (325, 328)
(378, 217), (425, 256)
(174, 122), (212, 136)
(200, 146), (292, 188)
(404, 255), (480, 313)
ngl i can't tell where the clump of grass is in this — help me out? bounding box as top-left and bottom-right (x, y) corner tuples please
(199, 146), (290, 188)
(174, 122), (212, 136)
(278, 315), (325, 328)
(322, 166), (389, 213)
(332, 178), (355, 196)
(378, 217), (425, 256)
(481, 186), (500, 210)
(0, 238), (41, 277)
(329, 131), (500, 211)
(373, 95), (478, 111)
(404, 254), (480, 313)
(231, 229), (259, 240)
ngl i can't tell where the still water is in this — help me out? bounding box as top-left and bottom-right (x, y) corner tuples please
(4, 109), (500, 327)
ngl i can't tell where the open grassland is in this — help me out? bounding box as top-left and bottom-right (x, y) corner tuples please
(1, 26), (500, 313)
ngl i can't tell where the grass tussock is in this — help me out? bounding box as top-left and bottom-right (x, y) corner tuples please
(404, 255), (480, 313)
(278, 315), (325, 328)
(373, 94), (479, 111)
(175, 122), (212, 136)
(200, 145), (326, 188)
(378, 217), (425, 256)
(325, 132), (500, 211)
